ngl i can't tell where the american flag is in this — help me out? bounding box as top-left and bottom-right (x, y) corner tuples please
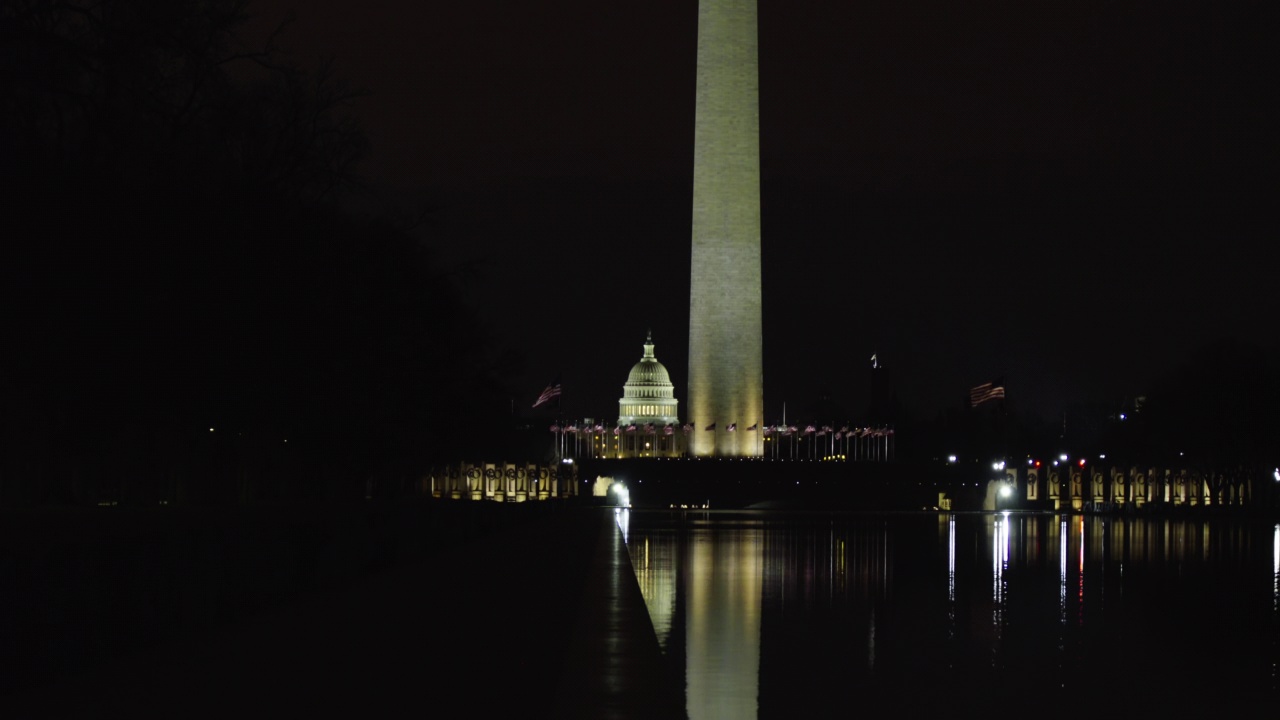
(746, 423), (758, 431)
(726, 423), (737, 432)
(664, 424), (675, 435)
(704, 422), (716, 431)
(626, 424), (637, 432)
(763, 426), (774, 435)
(532, 377), (562, 408)
(645, 423), (655, 434)
(549, 424), (560, 432)
(804, 425), (816, 434)
(682, 423), (694, 433)
(970, 379), (1006, 407)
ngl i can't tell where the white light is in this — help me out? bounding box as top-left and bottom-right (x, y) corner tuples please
(209, 428), (215, 432)
(1000, 485), (1012, 497)
(1059, 454), (1068, 462)
(948, 455), (957, 464)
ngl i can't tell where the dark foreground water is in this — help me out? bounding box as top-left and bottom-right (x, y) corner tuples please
(622, 510), (1280, 719)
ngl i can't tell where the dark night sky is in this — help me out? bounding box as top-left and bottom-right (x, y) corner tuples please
(249, 1), (1275, 426)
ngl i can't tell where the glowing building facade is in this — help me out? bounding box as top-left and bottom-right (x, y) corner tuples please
(604, 332), (684, 458)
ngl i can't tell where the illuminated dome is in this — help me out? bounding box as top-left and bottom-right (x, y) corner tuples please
(627, 349), (673, 385)
(618, 331), (680, 426)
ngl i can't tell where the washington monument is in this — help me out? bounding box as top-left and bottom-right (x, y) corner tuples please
(687, 0), (763, 457)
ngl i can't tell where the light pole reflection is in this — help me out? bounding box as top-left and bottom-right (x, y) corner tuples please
(1273, 523), (1279, 689)
(991, 512), (1010, 650)
(1059, 516), (1068, 637)
(947, 514), (957, 640)
(1077, 515), (1086, 629)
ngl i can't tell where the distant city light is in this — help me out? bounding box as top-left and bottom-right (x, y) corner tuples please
(947, 455), (957, 464)
(1078, 459), (1086, 467)
(1000, 485), (1012, 498)
(1059, 454), (1068, 462)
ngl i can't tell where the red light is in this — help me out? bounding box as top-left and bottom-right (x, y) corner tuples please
(1034, 460), (1041, 467)
(1078, 459), (1086, 466)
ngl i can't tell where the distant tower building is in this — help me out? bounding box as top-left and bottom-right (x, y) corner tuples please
(688, 0), (763, 457)
(615, 332), (683, 458)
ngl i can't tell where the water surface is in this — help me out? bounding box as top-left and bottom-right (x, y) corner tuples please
(623, 510), (1279, 718)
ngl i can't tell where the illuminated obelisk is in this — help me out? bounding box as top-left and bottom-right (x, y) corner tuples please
(688, 0), (763, 457)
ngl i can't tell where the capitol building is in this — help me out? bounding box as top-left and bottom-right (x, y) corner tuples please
(588, 332), (686, 459)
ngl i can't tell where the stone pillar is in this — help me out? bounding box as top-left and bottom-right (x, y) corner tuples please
(1111, 467), (1127, 506)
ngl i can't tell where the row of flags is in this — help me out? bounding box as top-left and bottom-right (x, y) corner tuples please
(540, 373), (1003, 420)
(548, 422), (894, 438)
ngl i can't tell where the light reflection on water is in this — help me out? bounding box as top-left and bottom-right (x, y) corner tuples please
(627, 512), (1279, 718)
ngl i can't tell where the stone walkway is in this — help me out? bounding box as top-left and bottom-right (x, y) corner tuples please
(6, 506), (685, 719)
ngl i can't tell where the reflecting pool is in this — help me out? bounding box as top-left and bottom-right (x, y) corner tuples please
(623, 510), (1279, 719)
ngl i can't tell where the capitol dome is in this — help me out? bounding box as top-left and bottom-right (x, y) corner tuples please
(618, 331), (680, 427)
(627, 351), (673, 385)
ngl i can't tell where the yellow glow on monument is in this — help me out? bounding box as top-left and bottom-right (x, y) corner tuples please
(688, 0), (764, 458)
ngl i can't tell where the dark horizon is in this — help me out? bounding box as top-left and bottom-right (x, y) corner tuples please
(244, 0), (1275, 426)
(4, 1), (1276, 505)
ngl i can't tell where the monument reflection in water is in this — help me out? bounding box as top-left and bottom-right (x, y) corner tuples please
(622, 510), (1280, 719)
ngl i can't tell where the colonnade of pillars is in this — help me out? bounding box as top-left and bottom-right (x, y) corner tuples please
(1003, 466), (1253, 510)
(428, 461), (579, 502)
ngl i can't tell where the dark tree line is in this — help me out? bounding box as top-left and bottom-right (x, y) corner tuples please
(1, 1), (522, 506)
